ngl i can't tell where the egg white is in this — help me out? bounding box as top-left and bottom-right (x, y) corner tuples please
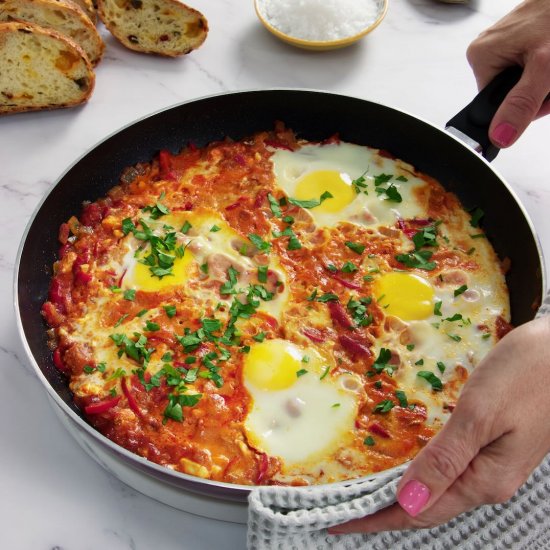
(271, 142), (427, 229)
(243, 339), (362, 467)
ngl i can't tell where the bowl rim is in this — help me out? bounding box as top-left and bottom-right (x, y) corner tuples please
(254, 0), (389, 49)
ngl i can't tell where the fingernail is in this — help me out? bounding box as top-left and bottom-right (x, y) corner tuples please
(491, 122), (517, 147)
(397, 480), (430, 517)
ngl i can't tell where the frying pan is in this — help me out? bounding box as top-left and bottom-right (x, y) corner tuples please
(15, 74), (545, 518)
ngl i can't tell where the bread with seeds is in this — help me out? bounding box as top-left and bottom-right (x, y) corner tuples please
(0, 0), (104, 64)
(98, 0), (207, 57)
(0, 21), (95, 114)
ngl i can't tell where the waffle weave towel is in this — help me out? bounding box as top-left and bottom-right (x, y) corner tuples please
(247, 290), (550, 549)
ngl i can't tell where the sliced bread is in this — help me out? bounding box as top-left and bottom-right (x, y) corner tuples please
(98, 0), (207, 57)
(0, 21), (95, 114)
(66, 0), (97, 24)
(0, 0), (104, 64)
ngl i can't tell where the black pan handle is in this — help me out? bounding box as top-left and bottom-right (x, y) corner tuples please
(446, 66), (523, 162)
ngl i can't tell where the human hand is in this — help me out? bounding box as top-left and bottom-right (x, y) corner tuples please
(466, 0), (550, 148)
(329, 315), (550, 535)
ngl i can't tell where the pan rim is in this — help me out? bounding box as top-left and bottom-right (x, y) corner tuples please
(14, 88), (547, 500)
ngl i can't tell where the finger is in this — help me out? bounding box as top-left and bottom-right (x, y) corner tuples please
(327, 503), (413, 535)
(489, 52), (550, 147)
(389, 394), (491, 519)
(328, 433), (528, 535)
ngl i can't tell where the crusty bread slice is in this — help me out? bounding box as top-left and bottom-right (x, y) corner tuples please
(66, 0), (97, 24)
(98, 0), (207, 57)
(0, 0), (104, 64)
(0, 21), (95, 114)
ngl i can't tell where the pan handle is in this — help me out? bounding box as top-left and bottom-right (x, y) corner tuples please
(445, 66), (522, 162)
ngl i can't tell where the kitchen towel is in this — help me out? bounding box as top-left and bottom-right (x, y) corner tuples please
(247, 289), (550, 549)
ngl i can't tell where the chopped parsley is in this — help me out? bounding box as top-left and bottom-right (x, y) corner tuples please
(352, 171), (369, 194)
(316, 293), (339, 303)
(371, 348), (394, 376)
(210, 224), (221, 232)
(220, 266), (240, 295)
(288, 190), (333, 209)
(114, 314), (129, 328)
(395, 249), (436, 271)
(454, 284), (468, 297)
(412, 225), (438, 249)
(444, 313), (463, 323)
(373, 400), (395, 413)
(123, 289), (136, 301)
(257, 265), (268, 283)
(181, 220), (192, 234)
(253, 332), (266, 342)
(110, 332), (153, 366)
(144, 320), (160, 332)
(469, 207), (485, 228)
(267, 193), (282, 217)
(248, 233), (271, 252)
(296, 369), (308, 377)
(395, 390), (408, 408)
(437, 361), (446, 373)
(163, 304), (177, 318)
(142, 200), (170, 220)
(364, 436), (376, 446)
(345, 241), (366, 255)
(163, 392), (202, 423)
(347, 296), (373, 327)
(341, 261), (358, 273)
(417, 370), (443, 391)
(434, 301), (443, 316)
(373, 173), (402, 202)
(320, 366), (330, 380)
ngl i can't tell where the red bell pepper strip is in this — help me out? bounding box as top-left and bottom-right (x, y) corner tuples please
(158, 150), (177, 180)
(332, 275), (361, 290)
(368, 422), (391, 439)
(121, 377), (142, 417)
(85, 396), (121, 415)
(52, 347), (69, 373)
(255, 452), (269, 484)
(302, 327), (325, 343)
(328, 302), (354, 330)
(338, 334), (371, 358)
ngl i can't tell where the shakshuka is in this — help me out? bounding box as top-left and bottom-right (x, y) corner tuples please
(42, 124), (510, 486)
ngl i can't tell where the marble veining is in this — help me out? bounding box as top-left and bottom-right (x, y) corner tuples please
(2, 1), (549, 549)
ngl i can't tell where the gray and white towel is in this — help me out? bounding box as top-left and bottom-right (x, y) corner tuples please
(248, 290), (550, 549)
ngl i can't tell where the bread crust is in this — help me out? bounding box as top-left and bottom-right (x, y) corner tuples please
(98, 0), (208, 57)
(0, 0), (104, 64)
(0, 21), (95, 115)
(66, 0), (97, 24)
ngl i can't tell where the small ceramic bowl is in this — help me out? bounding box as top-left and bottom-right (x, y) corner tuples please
(254, 0), (388, 51)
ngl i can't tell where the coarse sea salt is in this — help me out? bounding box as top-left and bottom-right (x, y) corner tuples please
(258, 0), (380, 42)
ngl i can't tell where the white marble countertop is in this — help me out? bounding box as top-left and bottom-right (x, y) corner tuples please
(2, 1), (549, 548)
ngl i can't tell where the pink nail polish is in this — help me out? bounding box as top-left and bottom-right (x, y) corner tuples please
(397, 480), (430, 517)
(491, 122), (517, 147)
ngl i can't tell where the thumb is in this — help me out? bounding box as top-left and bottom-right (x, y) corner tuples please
(395, 397), (493, 518)
(489, 59), (550, 148)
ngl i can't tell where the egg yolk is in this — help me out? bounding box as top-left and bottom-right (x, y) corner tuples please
(243, 340), (310, 391)
(294, 170), (355, 213)
(374, 272), (434, 320)
(127, 247), (195, 292)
